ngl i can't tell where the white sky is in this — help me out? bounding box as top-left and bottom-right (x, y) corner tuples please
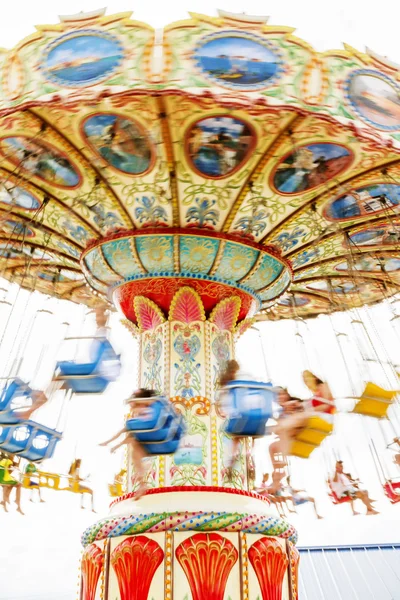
(1, 2), (400, 598)
(0, 0), (396, 60)
(1, 278), (400, 599)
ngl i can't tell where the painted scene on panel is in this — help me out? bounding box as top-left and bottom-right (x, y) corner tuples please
(83, 114), (153, 175)
(0, 185), (40, 210)
(44, 32), (123, 86)
(0, 219), (35, 237)
(0, 243), (51, 260)
(0, 137), (80, 188)
(349, 225), (400, 247)
(174, 433), (204, 466)
(307, 280), (358, 294)
(194, 34), (279, 88)
(187, 116), (254, 177)
(326, 183), (400, 221)
(278, 295), (309, 306)
(348, 73), (400, 129)
(273, 144), (352, 194)
(38, 270), (83, 282)
(336, 257), (400, 273)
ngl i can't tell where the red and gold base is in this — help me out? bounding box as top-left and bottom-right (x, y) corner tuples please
(80, 488), (299, 600)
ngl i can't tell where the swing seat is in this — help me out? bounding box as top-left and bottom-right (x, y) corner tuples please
(109, 482), (125, 497)
(0, 421), (61, 462)
(22, 470), (61, 490)
(224, 380), (274, 437)
(351, 382), (398, 418)
(135, 414), (176, 442)
(126, 399), (167, 432)
(289, 439), (317, 459)
(55, 339), (121, 394)
(0, 378), (33, 425)
(141, 416), (186, 455)
(126, 396), (186, 455)
(289, 416), (334, 458)
(383, 479), (400, 504)
(328, 487), (352, 505)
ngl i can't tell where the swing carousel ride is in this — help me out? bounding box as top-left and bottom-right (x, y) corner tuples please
(1, 7), (400, 600)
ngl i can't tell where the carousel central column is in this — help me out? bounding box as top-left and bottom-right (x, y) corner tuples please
(129, 287), (250, 490)
(80, 229), (298, 600)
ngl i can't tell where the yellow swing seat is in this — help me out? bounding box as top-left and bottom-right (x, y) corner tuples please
(22, 470), (61, 490)
(289, 416), (334, 459)
(109, 482), (125, 497)
(108, 469), (127, 497)
(352, 382), (398, 418)
(21, 468), (94, 494)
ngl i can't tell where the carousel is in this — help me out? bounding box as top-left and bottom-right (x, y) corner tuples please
(0, 7), (400, 600)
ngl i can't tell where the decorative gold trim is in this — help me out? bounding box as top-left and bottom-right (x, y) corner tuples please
(234, 318), (255, 340)
(208, 239), (226, 276)
(164, 531), (173, 600)
(92, 249), (121, 283)
(238, 253), (264, 285)
(170, 396), (211, 415)
(173, 235), (180, 272)
(159, 455), (165, 488)
(129, 238), (147, 274)
(204, 321), (212, 400)
(157, 96), (180, 226)
(211, 415), (218, 486)
(120, 318), (140, 338)
(138, 332), (143, 388)
(240, 532), (249, 600)
(100, 246), (123, 279)
(163, 322), (170, 397)
(100, 539), (107, 600)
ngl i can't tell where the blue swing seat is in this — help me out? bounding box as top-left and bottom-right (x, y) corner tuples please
(0, 421), (61, 463)
(142, 418), (186, 455)
(56, 339), (121, 394)
(0, 378), (34, 425)
(126, 396), (186, 455)
(223, 380), (275, 437)
(126, 399), (170, 435)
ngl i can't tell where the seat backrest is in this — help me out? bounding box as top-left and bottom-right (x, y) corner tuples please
(327, 481), (351, 504)
(225, 380), (274, 418)
(362, 382), (397, 402)
(89, 339), (111, 364)
(91, 339), (121, 372)
(0, 378), (32, 411)
(384, 480), (400, 500)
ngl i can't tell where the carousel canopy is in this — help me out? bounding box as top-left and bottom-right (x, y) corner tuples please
(0, 9), (400, 320)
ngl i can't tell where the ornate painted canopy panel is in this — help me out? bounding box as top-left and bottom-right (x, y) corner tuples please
(1, 9), (400, 319)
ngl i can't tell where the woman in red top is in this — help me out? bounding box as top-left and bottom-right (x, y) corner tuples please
(303, 370), (335, 421)
(270, 371), (335, 468)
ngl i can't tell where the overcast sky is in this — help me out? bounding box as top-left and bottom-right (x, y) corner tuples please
(0, 0), (397, 61)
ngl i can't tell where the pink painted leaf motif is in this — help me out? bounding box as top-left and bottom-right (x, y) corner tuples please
(210, 297), (241, 331)
(248, 537), (289, 600)
(234, 318), (255, 339)
(111, 535), (164, 600)
(134, 296), (165, 331)
(169, 286), (205, 323)
(81, 543), (104, 600)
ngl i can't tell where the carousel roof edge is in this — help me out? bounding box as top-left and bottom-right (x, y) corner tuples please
(0, 7), (397, 66)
